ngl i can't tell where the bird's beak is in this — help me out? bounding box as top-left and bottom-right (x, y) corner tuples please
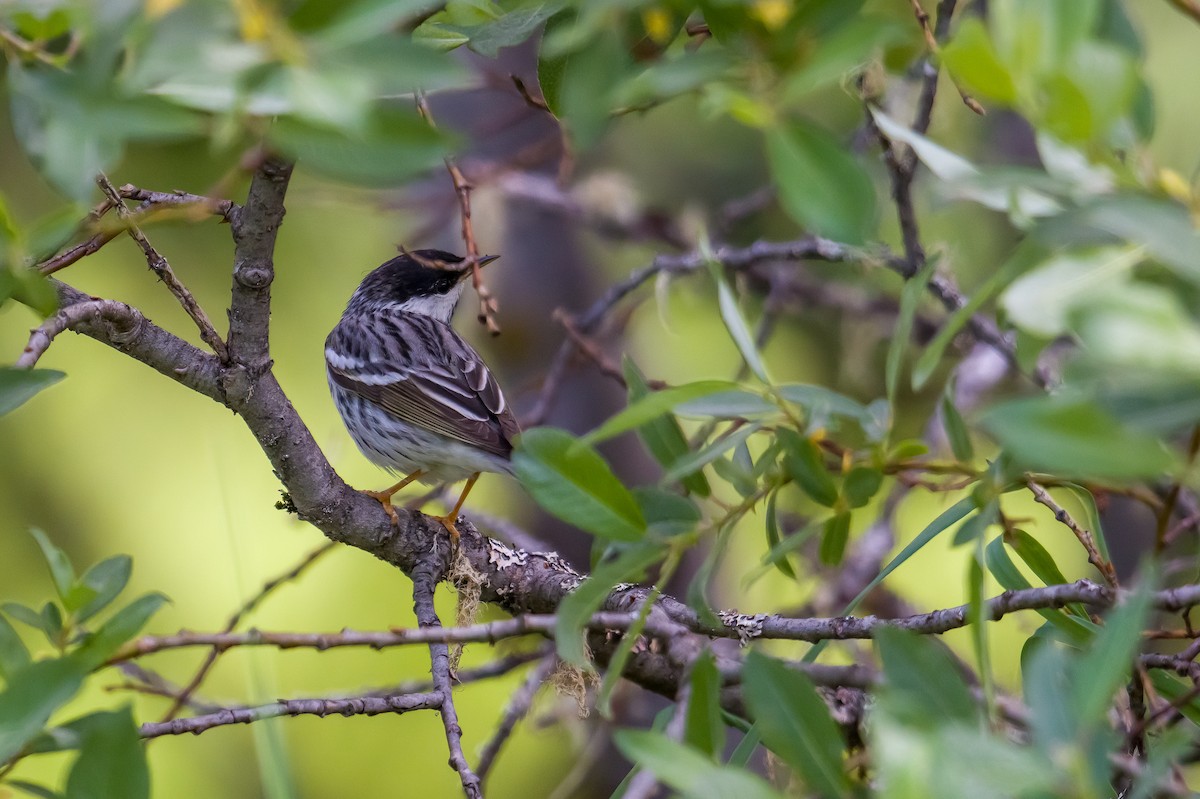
(478, 254), (500, 268)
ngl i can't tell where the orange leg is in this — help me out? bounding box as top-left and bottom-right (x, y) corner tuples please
(362, 469), (426, 525)
(435, 472), (480, 541)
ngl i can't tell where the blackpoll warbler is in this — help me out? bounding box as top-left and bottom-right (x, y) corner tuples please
(326, 249), (519, 538)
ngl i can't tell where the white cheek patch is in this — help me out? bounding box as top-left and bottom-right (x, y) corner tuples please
(396, 282), (465, 322)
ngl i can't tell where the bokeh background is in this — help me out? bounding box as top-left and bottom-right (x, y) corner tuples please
(1, 1), (1198, 796)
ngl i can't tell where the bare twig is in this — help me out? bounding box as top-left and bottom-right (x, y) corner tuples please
(96, 174), (230, 362)
(160, 541), (337, 722)
(412, 553), (483, 798)
(475, 653), (558, 783)
(1026, 478), (1119, 588)
(139, 692), (442, 739)
(1167, 0), (1200, 24)
(416, 93), (502, 335)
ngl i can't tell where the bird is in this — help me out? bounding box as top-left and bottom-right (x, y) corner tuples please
(325, 249), (519, 539)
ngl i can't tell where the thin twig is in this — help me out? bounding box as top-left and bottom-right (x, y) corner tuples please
(160, 541), (338, 722)
(412, 554), (483, 798)
(95, 174), (231, 363)
(1026, 478), (1119, 588)
(139, 692), (443, 739)
(552, 308), (667, 391)
(1167, 0), (1200, 24)
(475, 653), (558, 783)
(416, 92), (502, 335)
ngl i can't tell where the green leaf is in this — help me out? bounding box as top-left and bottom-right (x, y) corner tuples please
(951, 499), (997, 547)
(0, 369), (66, 417)
(2, 602), (45, 632)
(982, 395), (1174, 480)
(12, 268), (59, 317)
(553, 541), (663, 667)
(624, 360), (710, 497)
(0, 613), (31, 680)
(1008, 530), (1070, 587)
(584, 381), (738, 445)
(985, 536), (1093, 642)
(819, 511), (851, 566)
(742, 652), (850, 797)
(7, 780), (62, 799)
(779, 430), (838, 508)
(684, 650), (726, 760)
(783, 16), (908, 100)
(39, 602), (63, 644)
(1071, 578), (1153, 727)
(940, 383), (974, 462)
(633, 487), (700, 538)
(767, 120), (875, 244)
(676, 391), (778, 419)
(514, 428), (646, 542)
(709, 260), (769, 383)
(556, 30), (629, 148)
(451, 3), (564, 58)
(875, 627), (977, 725)
(0, 657), (87, 763)
(64, 707), (149, 799)
(320, 0), (446, 48)
(662, 423), (762, 484)
(842, 467), (882, 509)
(886, 259), (935, 408)
(72, 556), (132, 623)
(29, 529), (75, 604)
(268, 110), (447, 187)
(76, 593), (168, 668)
(941, 17), (1017, 103)
(762, 489), (796, 580)
(614, 730), (784, 799)
(776, 384), (875, 437)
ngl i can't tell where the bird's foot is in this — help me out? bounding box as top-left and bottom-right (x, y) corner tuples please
(433, 513), (462, 544)
(362, 489), (400, 526)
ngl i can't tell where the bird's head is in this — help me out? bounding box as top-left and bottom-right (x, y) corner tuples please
(345, 249), (499, 322)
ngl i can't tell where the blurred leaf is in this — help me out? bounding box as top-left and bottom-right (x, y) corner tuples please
(684, 650), (725, 760)
(1036, 196), (1200, 287)
(767, 120), (875, 244)
(662, 423), (762, 484)
(985, 536), (1094, 643)
(584, 380), (738, 445)
(614, 730), (784, 799)
(442, 2), (563, 58)
(783, 16), (908, 100)
(39, 602), (62, 644)
(7, 780), (62, 799)
(71, 556), (132, 623)
(711, 455), (756, 498)
(64, 707), (148, 799)
(1058, 484), (1110, 562)
(951, 500), (997, 547)
(556, 29), (629, 148)
(76, 593), (168, 668)
(268, 110), (447, 187)
(12, 268), (59, 317)
(624, 360), (710, 497)
(1071, 579), (1152, 727)
(0, 369), (66, 417)
(875, 627), (976, 726)
(0, 613), (31, 680)
(941, 18), (1017, 103)
(819, 511), (851, 566)
(726, 720), (762, 768)
(742, 652), (850, 797)
(709, 260), (769, 383)
(633, 487), (700, 538)
(687, 522), (731, 627)
(940, 384), (974, 462)
(1000, 246), (1143, 338)
(886, 259), (934, 408)
(2, 602), (45, 632)
(779, 430), (838, 507)
(320, 0), (443, 47)
(535, 9), (571, 114)
(553, 541), (663, 667)
(29, 529), (75, 604)
(617, 48), (735, 108)
(762, 489), (796, 579)
(0, 657), (87, 763)
(777, 384), (874, 436)
(515, 428), (645, 542)
(25, 206), (83, 264)
(676, 391), (778, 419)
(842, 467), (882, 509)
(982, 395), (1173, 480)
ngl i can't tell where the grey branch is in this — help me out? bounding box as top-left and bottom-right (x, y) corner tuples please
(412, 552), (483, 798)
(139, 691), (442, 739)
(475, 653), (558, 783)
